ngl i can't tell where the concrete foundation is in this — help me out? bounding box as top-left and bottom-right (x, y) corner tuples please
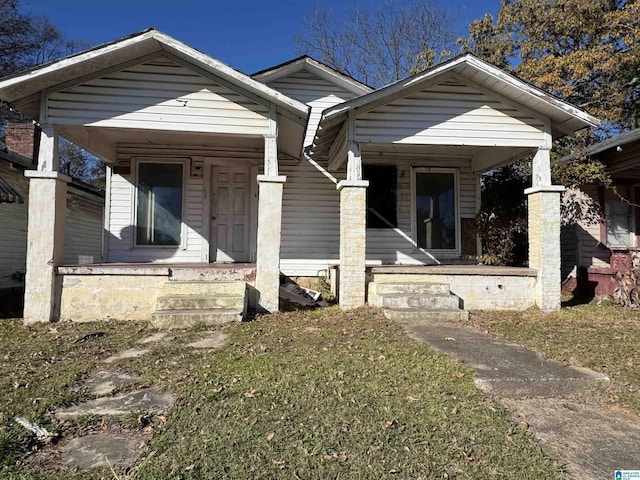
(368, 266), (537, 311)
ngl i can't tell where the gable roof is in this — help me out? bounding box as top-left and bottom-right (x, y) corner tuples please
(252, 56), (373, 96)
(0, 28), (309, 123)
(312, 54), (600, 158)
(559, 128), (640, 163)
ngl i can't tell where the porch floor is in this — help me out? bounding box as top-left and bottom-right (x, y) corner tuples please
(369, 265), (537, 277)
(57, 263), (257, 282)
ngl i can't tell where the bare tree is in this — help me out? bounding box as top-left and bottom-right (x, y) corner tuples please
(293, 0), (458, 88)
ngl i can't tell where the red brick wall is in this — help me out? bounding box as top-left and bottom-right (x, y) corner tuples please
(5, 123), (40, 161)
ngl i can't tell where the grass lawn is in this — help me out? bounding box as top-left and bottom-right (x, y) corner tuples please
(1, 307), (563, 479)
(469, 300), (640, 416)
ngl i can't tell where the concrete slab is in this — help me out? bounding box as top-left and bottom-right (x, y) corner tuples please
(60, 432), (146, 471)
(55, 388), (175, 418)
(103, 348), (148, 364)
(503, 398), (640, 480)
(83, 371), (140, 397)
(186, 331), (229, 349)
(403, 320), (609, 398)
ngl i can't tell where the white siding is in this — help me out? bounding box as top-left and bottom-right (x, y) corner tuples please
(267, 70), (360, 146)
(64, 188), (104, 264)
(47, 57), (270, 135)
(106, 164), (206, 263)
(280, 155), (477, 276)
(0, 163), (28, 288)
(356, 80), (546, 147)
(280, 157), (344, 276)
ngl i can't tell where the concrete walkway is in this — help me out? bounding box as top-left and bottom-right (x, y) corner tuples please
(402, 318), (640, 480)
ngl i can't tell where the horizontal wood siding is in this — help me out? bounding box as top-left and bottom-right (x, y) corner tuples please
(267, 70), (359, 146)
(560, 224), (578, 282)
(47, 57), (270, 135)
(280, 158), (344, 276)
(107, 166), (205, 263)
(0, 163), (28, 288)
(280, 154), (477, 276)
(356, 81), (545, 147)
(64, 189), (104, 264)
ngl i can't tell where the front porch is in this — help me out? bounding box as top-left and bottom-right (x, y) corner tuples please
(56, 262), (257, 324)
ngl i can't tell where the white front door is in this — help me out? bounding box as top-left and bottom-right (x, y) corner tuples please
(210, 166), (251, 262)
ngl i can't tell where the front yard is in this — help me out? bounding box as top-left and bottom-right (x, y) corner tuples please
(1, 307), (561, 479)
(468, 299), (640, 416)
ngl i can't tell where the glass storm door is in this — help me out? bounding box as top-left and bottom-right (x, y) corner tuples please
(415, 170), (457, 250)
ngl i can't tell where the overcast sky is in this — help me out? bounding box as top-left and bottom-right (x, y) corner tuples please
(21, 0), (501, 74)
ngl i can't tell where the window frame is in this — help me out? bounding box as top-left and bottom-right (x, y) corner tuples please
(132, 158), (188, 250)
(604, 184), (636, 249)
(410, 167), (460, 255)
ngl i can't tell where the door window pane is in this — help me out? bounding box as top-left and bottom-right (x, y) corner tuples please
(415, 172), (456, 249)
(136, 163), (183, 245)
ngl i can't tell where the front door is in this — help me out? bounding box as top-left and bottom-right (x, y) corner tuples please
(210, 166), (251, 262)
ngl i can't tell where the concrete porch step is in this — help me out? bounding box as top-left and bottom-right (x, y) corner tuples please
(161, 281), (247, 296)
(149, 309), (242, 329)
(156, 294), (244, 311)
(381, 293), (460, 310)
(383, 308), (469, 322)
(374, 282), (450, 296)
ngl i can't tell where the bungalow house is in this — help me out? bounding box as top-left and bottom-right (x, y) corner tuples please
(0, 123), (104, 315)
(0, 29), (599, 325)
(561, 128), (640, 297)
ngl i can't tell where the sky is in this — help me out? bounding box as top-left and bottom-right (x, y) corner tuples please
(20, 0), (501, 75)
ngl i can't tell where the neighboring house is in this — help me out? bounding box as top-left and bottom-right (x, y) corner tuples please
(561, 128), (640, 297)
(0, 124), (104, 301)
(0, 29), (599, 324)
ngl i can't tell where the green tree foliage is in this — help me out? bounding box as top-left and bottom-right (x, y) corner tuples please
(294, 0), (458, 88)
(460, 0), (640, 131)
(0, 0), (102, 186)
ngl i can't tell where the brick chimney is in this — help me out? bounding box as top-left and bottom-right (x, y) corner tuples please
(5, 123), (41, 164)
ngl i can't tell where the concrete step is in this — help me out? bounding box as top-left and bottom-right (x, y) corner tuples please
(161, 281), (246, 296)
(380, 293), (460, 310)
(156, 294), (244, 311)
(384, 308), (469, 322)
(149, 309), (242, 329)
(373, 282), (450, 296)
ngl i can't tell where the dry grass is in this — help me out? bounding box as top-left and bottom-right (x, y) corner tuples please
(1, 308), (563, 479)
(468, 299), (640, 415)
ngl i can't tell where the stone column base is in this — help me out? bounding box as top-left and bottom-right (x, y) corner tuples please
(338, 180), (369, 310)
(525, 185), (564, 312)
(23, 171), (70, 323)
(255, 175), (286, 313)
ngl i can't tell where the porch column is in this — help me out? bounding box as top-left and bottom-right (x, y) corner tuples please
(338, 140), (368, 310)
(525, 146), (564, 312)
(23, 125), (69, 323)
(255, 131), (284, 312)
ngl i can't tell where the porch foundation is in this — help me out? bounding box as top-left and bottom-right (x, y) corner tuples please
(526, 186), (564, 311)
(23, 171), (69, 323)
(255, 175), (286, 312)
(338, 180), (368, 310)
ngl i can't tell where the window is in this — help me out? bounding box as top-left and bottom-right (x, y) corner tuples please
(414, 169), (457, 250)
(136, 162), (184, 246)
(605, 186), (634, 248)
(364, 165), (397, 228)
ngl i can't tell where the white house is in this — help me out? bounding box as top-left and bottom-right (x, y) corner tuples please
(0, 29), (599, 325)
